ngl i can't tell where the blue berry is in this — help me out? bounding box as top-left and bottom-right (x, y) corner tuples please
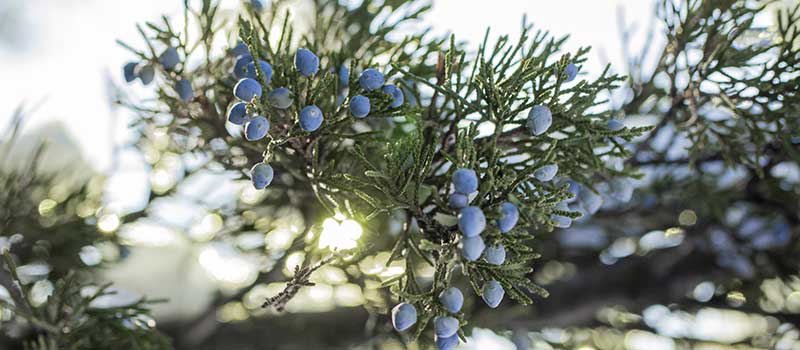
(339, 65), (349, 88)
(159, 47), (180, 70)
(460, 236), (485, 261)
(497, 202), (518, 233)
(123, 62), (138, 83)
(481, 280), (504, 308)
(458, 206), (486, 237)
(175, 79), (193, 102)
(137, 65), (155, 85)
(250, 163), (274, 189)
(564, 63), (578, 82)
(299, 105), (324, 132)
(244, 115), (270, 141)
(234, 54), (253, 79)
(230, 41), (249, 57)
(527, 105), (552, 136)
(433, 316), (459, 338)
(382, 84), (404, 108)
(391, 303), (417, 332)
(438, 287), (464, 313)
(268, 88), (293, 109)
(607, 119), (624, 131)
(448, 193), (468, 209)
(485, 245), (506, 265)
(434, 334), (460, 350)
(245, 60), (273, 84)
(534, 164), (558, 182)
(578, 188), (603, 215)
(452, 168), (478, 194)
(359, 68), (384, 91)
(227, 102), (248, 125)
(350, 95), (371, 118)
(294, 48), (319, 76)
(234, 78), (263, 101)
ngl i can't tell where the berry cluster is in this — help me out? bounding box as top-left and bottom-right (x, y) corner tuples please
(124, 46), (194, 102)
(222, 44), (405, 190)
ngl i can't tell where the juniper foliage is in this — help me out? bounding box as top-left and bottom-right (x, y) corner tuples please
(1, 0), (799, 349)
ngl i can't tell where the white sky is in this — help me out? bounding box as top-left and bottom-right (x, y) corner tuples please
(0, 0), (653, 172)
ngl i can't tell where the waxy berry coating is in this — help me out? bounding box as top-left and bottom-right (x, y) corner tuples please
(350, 95), (371, 118)
(438, 287), (464, 313)
(482, 280), (505, 308)
(359, 68), (385, 91)
(391, 303), (417, 332)
(527, 105), (552, 136)
(250, 163), (274, 189)
(452, 168), (478, 194)
(299, 105), (324, 132)
(227, 102), (248, 125)
(497, 202), (518, 233)
(244, 115), (270, 141)
(460, 236), (485, 261)
(295, 48), (320, 76)
(234, 78), (263, 101)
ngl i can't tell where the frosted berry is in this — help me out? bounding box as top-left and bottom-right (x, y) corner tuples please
(448, 193), (468, 209)
(534, 164), (558, 182)
(250, 163), (273, 189)
(435, 334), (460, 350)
(391, 303), (417, 332)
(564, 63), (578, 82)
(299, 105), (324, 132)
(452, 168), (478, 194)
(460, 236), (485, 261)
(607, 119), (624, 131)
(244, 115), (270, 141)
(234, 78), (263, 101)
(227, 102), (248, 125)
(497, 202), (518, 233)
(350, 95), (370, 118)
(382, 84), (404, 108)
(245, 60), (273, 84)
(234, 54), (253, 79)
(458, 206), (486, 237)
(482, 280), (504, 308)
(433, 316), (459, 338)
(268, 88), (293, 109)
(137, 65), (155, 85)
(359, 68), (384, 91)
(295, 48), (320, 76)
(123, 62), (138, 83)
(175, 78), (193, 102)
(485, 244), (506, 265)
(438, 287), (464, 313)
(527, 105), (552, 136)
(159, 47), (180, 70)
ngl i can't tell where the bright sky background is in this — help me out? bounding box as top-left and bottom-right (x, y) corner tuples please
(0, 0), (654, 172)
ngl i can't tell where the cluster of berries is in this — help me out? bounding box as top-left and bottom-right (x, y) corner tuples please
(222, 44), (405, 191)
(123, 46), (193, 102)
